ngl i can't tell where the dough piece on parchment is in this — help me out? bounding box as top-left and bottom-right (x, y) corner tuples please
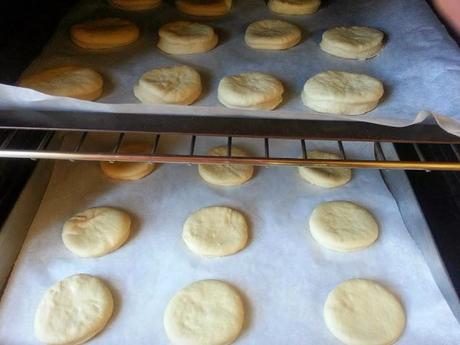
(109, 0), (162, 11)
(35, 274), (114, 345)
(183, 206), (248, 257)
(320, 26), (384, 60)
(164, 279), (244, 345)
(62, 207), (131, 257)
(268, 0), (321, 15)
(198, 146), (254, 186)
(218, 72), (284, 110)
(70, 18), (140, 50)
(298, 151), (351, 188)
(309, 201), (379, 252)
(324, 279), (406, 345)
(134, 65), (202, 105)
(158, 21), (218, 55)
(245, 19), (301, 50)
(302, 70), (384, 115)
(100, 142), (156, 181)
(175, 0), (232, 16)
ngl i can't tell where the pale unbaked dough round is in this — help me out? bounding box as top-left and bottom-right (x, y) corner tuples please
(100, 142), (156, 181)
(302, 70), (384, 115)
(320, 26), (384, 60)
(268, 0), (321, 15)
(164, 280), (244, 345)
(70, 18), (140, 50)
(198, 146), (254, 186)
(62, 207), (131, 257)
(158, 21), (218, 55)
(134, 65), (202, 105)
(298, 151), (351, 188)
(309, 201), (379, 252)
(109, 0), (162, 11)
(324, 279), (406, 345)
(175, 0), (232, 17)
(18, 66), (103, 101)
(245, 19), (301, 50)
(218, 72), (284, 110)
(35, 274), (114, 345)
(183, 206), (248, 257)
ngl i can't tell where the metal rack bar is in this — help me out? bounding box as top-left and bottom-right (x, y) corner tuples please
(0, 130), (17, 149)
(300, 139), (307, 159)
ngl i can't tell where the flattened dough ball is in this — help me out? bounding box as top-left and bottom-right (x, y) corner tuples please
(324, 279), (406, 345)
(302, 70), (384, 115)
(18, 66), (103, 101)
(164, 280), (244, 345)
(62, 207), (131, 257)
(183, 206), (248, 257)
(268, 0), (321, 15)
(134, 65), (202, 105)
(35, 274), (114, 345)
(109, 0), (162, 11)
(298, 151), (351, 188)
(175, 0), (232, 16)
(100, 142), (156, 181)
(309, 201), (379, 252)
(320, 26), (384, 60)
(198, 146), (254, 186)
(158, 21), (218, 55)
(218, 72), (284, 110)
(70, 17), (140, 50)
(245, 19), (301, 50)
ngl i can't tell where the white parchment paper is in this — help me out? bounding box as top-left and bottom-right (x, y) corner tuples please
(0, 0), (459, 135)
(0, 134), (459, 344)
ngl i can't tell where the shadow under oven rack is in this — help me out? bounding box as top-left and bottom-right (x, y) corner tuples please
(1, 110), (460, 171)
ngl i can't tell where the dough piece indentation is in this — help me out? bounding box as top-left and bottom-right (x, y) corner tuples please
(245, 19), (301, 50)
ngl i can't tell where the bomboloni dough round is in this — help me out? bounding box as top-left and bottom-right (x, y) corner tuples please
(164, 280), (244, 345)
(302, 70), (384, 115)
(35, 274), (114, 345)
(175, 0), (232, 17)
(198, 146), (254, 186)
(134, 65), (202, 105)
(298, 151), (351, 188)
(183, 206), (248, 257)
(218, 72), (284, 110)
(109, 0), (162, 11)
(158, 21), (218, 55)
(268, 0), (321, 15)
(245, 19), (301, 50)
(18, 66), (103, 101)
(320, 26), (384, 60)
(309, 201), (379, 252)
(62, 207), (131, 257)
(324, 279), (406, 345)
(70, 18), (140, 50)
(100, 142), (156, 181)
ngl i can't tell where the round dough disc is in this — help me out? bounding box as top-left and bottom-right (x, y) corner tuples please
(309, 201), (379, 252)
(245, 19), (301, 50)
(268, 0), (321, 15)
(35, 274), (114, 345)
(198, 146), (254, 186)
(134, 65), (202, 105)
(158, 21), (218, 55)
(18, 66), (103, 101)
(218, 72), (284, 110)
(298, 151), (351, 188)
(183, 206), (248, 257)
(62, 207), (131, 257)
(175, 0), (232, 17)
(70, 17), (140, 50)
(164, 280), (244, 345)
(320, 26), (384, 60)
(109, 0), (162, 11)
(100, 142), (156, 181)
(302, 70), (384, 115)
(324, 279), (406, 345)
